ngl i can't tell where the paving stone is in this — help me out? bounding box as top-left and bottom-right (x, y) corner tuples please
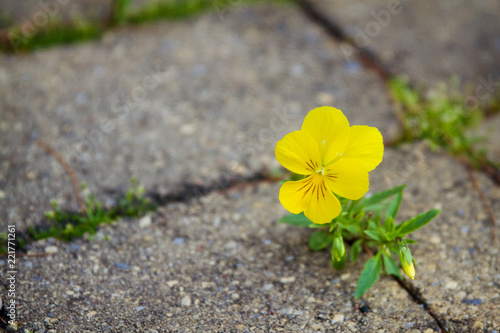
(0, 4), (395, 231)
(309, 0), (500, 84)
(17, 173), (440, 332)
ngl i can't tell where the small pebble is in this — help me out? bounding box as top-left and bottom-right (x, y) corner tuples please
(461, 298), (484, 305)
(181, 296), (191, 307)
(115, 263), (129, 269)
(87, 311), (97, 318)
(0, 190), (5, 199)
(280, 276), (295, 283)
(167, 280), (179, 287)
(44, 246), (58, 254)
(332, 314), (344, 324)
(173, 237), (185, 244)
(135, 306), (146, 311)
(139, 215), (152, 228)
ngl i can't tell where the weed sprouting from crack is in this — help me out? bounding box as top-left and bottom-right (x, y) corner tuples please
(388, 76), (500, 184)
(0, 178), (156, 253)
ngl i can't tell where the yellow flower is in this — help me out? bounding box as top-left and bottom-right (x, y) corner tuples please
(275, 106), (384, 224)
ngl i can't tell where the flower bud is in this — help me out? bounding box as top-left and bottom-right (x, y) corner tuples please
(398, 246), (415, 280)
(332, 233), (346, 262)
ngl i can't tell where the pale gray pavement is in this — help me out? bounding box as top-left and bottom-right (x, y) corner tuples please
(0, 2), (499, 332)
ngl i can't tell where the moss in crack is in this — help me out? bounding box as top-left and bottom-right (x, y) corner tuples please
(389, 76), (499, 173)
(3, 18), (103, 53)
(31, 178), (156, 242)
(124, 0), (291, 24)
(0, 178), (156, 253)
(1, 0), (292, 53)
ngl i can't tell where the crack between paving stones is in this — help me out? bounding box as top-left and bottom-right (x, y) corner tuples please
(145, 170), (277, 204)
(395, 277), (448, 333)
(9, 170), (279, 254)
(295, 0), (394, 83)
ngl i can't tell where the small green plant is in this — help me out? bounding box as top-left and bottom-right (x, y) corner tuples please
(4, 19), (102, 53)
(389, 77), (499, 171)
(30, 178), (155, 242)
(125, 0), (214, 23)
(280, 184), (439, 298)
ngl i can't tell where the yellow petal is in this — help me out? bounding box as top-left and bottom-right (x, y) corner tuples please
(279, 173), (341, 224)
(304, 179), (342, 224)
(323, 159), (369, 200)
(301, 106), (350, 166)
(275, 130), (322, 175)
(342, 125), (384, 172)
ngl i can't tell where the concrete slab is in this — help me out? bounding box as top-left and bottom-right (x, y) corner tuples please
(309, 0), (500, 84)
(0, 4), (396, 231)
(15, 178), (440, 332)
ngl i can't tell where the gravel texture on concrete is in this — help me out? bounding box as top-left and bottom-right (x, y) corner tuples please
(10, 145), (500, 332)
(15, 169), (440, 332)
(310, 0), (500, 84)
(0, 4), (395, 231)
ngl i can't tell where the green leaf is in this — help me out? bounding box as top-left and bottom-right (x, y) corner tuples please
(405, 239), (418, 245)
(343, 223), (362, 235)
(364, 230), (381, 242)
(355, 254), (383, 299)
(383, 253), (402, 280)
(278, 213), (311, 227)
(350, 239), (363, 262)
(384, 217), (395, 238)
(386, 192), (403, 219)
(309, 231), (332, 251)
(355, 185), (406, 212)
(396, 209), (441, 237)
